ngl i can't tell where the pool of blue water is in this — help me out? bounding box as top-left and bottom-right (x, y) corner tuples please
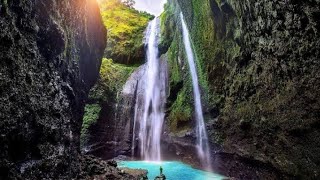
(118, 161), (225, 180)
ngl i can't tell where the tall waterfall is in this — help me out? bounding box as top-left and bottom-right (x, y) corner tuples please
(136, 18), (165, 161)
(180, 13), (212, 170)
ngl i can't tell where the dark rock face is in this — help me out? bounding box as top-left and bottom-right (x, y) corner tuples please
(162, 0), (320, 179)
(212, 0), (320, 179)
(78, 155), (147, 180)
(0, 0), (106, 179)
(109, 46), (146, 65)
(161, 130), (202, 168)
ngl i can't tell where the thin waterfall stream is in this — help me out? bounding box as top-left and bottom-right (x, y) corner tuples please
(180, 13), (212, 170)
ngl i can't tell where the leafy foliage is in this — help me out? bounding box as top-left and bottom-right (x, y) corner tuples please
(99, 0), (153, 64)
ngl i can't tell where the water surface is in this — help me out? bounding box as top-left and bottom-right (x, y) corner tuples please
(118, 161), (225, 180)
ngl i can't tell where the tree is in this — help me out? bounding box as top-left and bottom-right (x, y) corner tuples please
(122, 0), (135, 8)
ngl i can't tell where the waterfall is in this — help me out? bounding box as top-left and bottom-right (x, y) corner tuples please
(136, 17), (165, 161)
(131, 88), (139, 157)
(180, 13), (212, 170)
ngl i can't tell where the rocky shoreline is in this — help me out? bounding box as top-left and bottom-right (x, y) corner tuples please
(78, 156), (148, 180)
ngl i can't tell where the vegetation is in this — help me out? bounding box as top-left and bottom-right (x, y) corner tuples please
(81, 58), (138, 146)
(81, 0), (150, 147)
(81, 104), (102, 145)
(168, 86), (193, 133)
(160, 2), (194, 133)
(160, 0), (241, 134)
(89, 58), (138, 101)
(99, 0), (153, 64)
(159, 2), (176, 54)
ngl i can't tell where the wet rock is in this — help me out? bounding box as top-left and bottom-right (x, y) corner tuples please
(107, 160), (118, 168)
(155, 174), (166, 180)
(78, 155), (147, 180)
(119, 167), (148, 180)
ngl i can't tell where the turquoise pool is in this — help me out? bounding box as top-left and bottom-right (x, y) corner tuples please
(118, 161), (225, 180)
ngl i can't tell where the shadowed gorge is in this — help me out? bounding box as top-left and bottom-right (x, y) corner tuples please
(1, 0), (320, 179)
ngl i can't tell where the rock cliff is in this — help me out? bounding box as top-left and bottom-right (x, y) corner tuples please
(161, 0), (320, 179)
(0, 0), (106, 179)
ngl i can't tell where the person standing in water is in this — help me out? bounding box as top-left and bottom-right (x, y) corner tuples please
(155, 166), (166, 180)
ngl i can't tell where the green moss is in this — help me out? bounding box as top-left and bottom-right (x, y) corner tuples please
(1, 0), (8, 14)
(99, 0), (153, 64)
(189, 0), (217, 105)
(160, 1), (196, 133)
(159, 2), (176, 53)
(178, 0), (240, 109)
(81, 104), (101, 145)
(161, 12), (191, 133)
(161, 0), (241, 135)
(81, 58), (137, 146)
(89, 58), (137, 102)
(168, 86), (193, 133)
(167, 39), (182, 85)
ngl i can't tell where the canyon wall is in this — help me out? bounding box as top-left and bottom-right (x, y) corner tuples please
(0, 0), (106, 179)
(161, 0), (320, 179)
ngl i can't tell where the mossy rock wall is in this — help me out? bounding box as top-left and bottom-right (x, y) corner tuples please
(161, 0), (320, 178)
(80, 58), (137, 156)
(161, 0), (229, 136)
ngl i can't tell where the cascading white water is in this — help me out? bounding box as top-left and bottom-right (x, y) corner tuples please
(131, 93), (139, 157)
(138, 18), (165, 161)
(180, 13), (212, 170)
